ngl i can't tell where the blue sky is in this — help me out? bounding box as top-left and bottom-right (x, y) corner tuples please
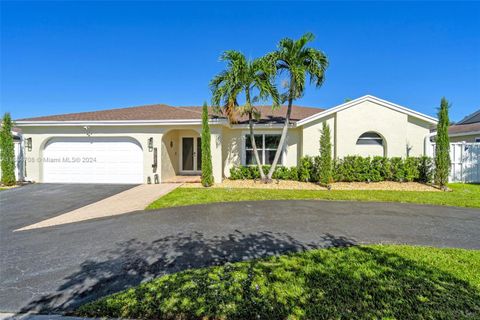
(1, 1), (479, 122)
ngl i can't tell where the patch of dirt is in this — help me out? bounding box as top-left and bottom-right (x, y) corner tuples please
(181, 180), (440, 191)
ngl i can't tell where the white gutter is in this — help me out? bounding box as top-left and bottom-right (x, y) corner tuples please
(228, 123), (296, 129)
(15, 119), (229, 127)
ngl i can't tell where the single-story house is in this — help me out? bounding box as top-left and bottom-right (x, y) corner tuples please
(449, 109), (480, 143)
(15, 95), (437, 184)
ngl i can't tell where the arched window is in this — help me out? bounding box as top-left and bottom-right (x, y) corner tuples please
(356, 132), (383, 145)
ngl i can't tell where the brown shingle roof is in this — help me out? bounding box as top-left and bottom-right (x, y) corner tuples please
(449, 122), (480, 135)
(17, 104), (203, 122)
(183, 105), (324, 124)
(16, 104), (324, 124)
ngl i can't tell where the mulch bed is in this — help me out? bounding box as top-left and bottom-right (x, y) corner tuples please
(182, 179), (440, 191)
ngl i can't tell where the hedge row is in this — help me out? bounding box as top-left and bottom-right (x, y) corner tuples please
(229, 156), (434, 183)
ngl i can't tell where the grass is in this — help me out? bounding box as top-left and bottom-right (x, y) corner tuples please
(147, 183), (480, 210)
(77, 245), (480, 319)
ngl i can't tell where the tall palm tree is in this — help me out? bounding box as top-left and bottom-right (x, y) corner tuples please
(210, 50), (279, 180)
(266, 33), (328, 180)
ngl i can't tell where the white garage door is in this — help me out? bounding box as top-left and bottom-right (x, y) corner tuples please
(43, 137), (144, 184)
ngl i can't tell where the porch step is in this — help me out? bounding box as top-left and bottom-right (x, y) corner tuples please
(163, 175), (201, 183)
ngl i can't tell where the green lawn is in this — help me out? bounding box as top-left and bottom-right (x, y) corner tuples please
(147, 183), (480, 210)
(77, 245), (480, 319)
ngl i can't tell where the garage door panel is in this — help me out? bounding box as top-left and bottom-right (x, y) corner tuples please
(43, 137), (144, 184)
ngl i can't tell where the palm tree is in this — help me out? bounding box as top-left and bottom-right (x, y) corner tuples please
(265, 33), (328, 180)
(210, 50), (279, 180)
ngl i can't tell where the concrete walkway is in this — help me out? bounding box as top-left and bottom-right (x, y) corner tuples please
(15, 184), (179, 231)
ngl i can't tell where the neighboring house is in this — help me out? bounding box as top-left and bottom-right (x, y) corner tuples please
(15, 95), (437, 184)
(449, 109), (480, 143)
(0, 127), (24, 182)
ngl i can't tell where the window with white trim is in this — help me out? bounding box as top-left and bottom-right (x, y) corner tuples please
(245, 134), (282, 165)
(475, 137), (480, 142)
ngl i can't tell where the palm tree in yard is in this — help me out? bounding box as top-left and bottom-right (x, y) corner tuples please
(210, 50), (279, 180)
(265, 32), (328, 180)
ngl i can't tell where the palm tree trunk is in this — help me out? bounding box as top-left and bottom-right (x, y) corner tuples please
(245, 89), (266, 180)
(248, 113), (266, 180)
(267, 80), (294, 180)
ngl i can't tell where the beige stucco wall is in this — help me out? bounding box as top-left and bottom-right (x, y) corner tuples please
(161, 130), (179, 181)
(406, 116), (433, 156)
(301, 114), (336, 157)
(299, 101), (432, 159)
(334, 100), (431, 158)
(221, 127), (242, 177)
(450, 134), (480, 143)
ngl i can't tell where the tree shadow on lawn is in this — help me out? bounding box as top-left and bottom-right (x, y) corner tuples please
(19, 231), (351, 314)
(20, 232), (480, 319)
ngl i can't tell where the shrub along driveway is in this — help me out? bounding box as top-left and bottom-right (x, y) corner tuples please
(1, 198), (479, 315)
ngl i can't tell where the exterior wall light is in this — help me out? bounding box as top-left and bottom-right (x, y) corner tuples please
(25, 138), (32, 151)
(148, 137), (153, 152)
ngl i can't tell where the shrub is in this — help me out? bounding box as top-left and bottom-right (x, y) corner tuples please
(390, 157), (405, 182)
(334, 156), (371, 182)
(298, 156), (314, 182)
(1, 112), (15, 186)
(418, 156), (434, 183)
(200, 103), (214, 187)
(272, 166), (290, 180)
(288, 166), (299, 181)
(434, 97), (451, 187)
(369, 156), (385, 182)
(380, 157), (392, 181)
(404, 157), (420, 182)
(230, 165), (278, 180)
(229, 156), (435, 184)
(310, 156), (321, 183)
(318, 122), (333, 184)
(333, 157), (352, 182)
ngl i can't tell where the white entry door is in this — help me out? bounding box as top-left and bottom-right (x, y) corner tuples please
(42, 137), (144, 184)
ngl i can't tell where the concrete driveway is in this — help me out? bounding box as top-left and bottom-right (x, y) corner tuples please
(0, 196), (479, 315)
(0, 184), (136, 232)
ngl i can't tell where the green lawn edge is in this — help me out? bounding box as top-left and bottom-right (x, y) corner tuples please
(76, 245), (480, 319)
(147, 183), (480, 210)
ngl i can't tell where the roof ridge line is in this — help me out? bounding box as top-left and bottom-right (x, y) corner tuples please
(16, 103), (176, 121)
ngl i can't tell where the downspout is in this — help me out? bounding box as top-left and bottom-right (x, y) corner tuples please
(424, 131), (436, 156)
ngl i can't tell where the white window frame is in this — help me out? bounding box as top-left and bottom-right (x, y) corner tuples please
(241, 132), (285, 166)
(475, 137), (480, 143)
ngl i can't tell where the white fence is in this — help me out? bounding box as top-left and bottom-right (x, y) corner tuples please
(428, 142), (480, 183)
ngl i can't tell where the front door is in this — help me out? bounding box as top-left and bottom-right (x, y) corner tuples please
(182, 137), (201, 172)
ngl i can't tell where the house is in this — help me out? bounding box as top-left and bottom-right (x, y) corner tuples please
(15, 95), (437, 184)
(449, 109), (480, 143)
